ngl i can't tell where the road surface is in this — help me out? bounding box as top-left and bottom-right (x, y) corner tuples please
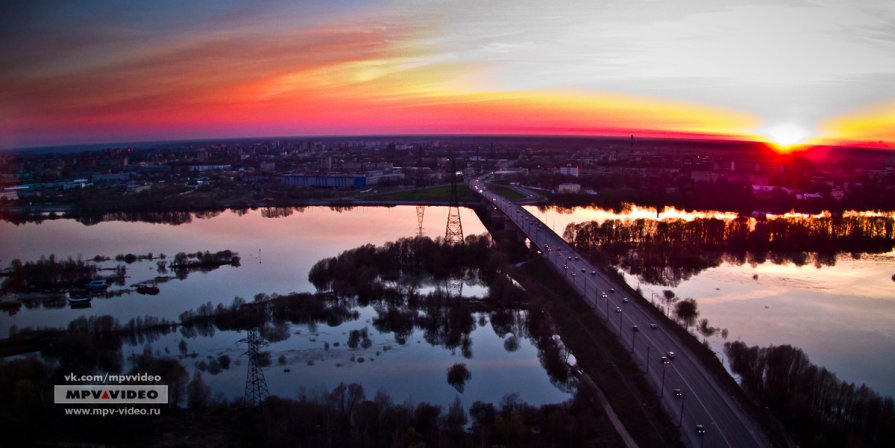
(472, 178), (768, 448)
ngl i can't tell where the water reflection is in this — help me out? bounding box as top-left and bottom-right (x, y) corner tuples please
(527, 203), (895, 397)
(564, 213), (894, 287)
(0, 208), (573, 408)
(0, 206), (486, 333)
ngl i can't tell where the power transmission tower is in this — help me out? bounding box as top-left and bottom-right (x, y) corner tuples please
(416, 148), (427, 238)
(416, 205), (425, 237)
(241, 328), (269, 407)
(444, 156), (464, 244)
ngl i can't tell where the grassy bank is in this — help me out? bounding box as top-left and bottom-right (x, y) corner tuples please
(486, 183), (527, 201)
(579, 250), (791, 447)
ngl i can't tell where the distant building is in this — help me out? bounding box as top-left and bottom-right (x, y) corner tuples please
(187, 164), (231, 172)
(259, 162), (276, 173)
(365, 170), (404, 185)
(557, 183), (581, 194)
(92, 173), (133, 182)
(282, 174), (366, 188)
(0, 188), (22, 201)
(559, 165), (579, 177)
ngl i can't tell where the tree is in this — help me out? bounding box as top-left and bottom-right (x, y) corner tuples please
(447, 363), (471, 393)
(187, 372), (211, 410)
(674, 298), (699, 326)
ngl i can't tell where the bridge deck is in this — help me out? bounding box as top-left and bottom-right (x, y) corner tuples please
(472, 179), (767, 448)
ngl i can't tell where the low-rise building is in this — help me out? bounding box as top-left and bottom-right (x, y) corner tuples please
(282, 174), (367, 188)
(557, 183), (581, 194)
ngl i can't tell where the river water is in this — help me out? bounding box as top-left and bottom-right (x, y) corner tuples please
(527, 204), (895, 397)
(528, 206), (895, 396)
(0, 206), (571, 407)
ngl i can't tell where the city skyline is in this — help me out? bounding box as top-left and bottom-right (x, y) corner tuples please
(2, 0), (894, 150)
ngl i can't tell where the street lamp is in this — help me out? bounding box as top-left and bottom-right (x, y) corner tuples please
(659, 356), (671, 397)
(615, 307), (623, 334)
(677, 393), (686, 427)
(631, 325), (639, 353)
(645, 345), (651, 371)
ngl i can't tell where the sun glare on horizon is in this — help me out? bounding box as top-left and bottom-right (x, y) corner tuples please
(765, 124), (810, 150)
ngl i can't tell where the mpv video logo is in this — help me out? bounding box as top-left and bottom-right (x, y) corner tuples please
(55, 385), (168, 404)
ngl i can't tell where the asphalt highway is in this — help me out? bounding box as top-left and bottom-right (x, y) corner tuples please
(472, 178), (768, 448)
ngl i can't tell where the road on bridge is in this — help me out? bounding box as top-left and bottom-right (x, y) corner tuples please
(472, 178), (768, 448)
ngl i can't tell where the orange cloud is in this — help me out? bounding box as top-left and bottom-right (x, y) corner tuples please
(0, 19), (761, 147)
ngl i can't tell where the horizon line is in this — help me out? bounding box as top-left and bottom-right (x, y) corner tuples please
(2, 132), (889, 154)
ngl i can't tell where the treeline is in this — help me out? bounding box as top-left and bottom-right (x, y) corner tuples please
(169, 250), (240, 269)
(308, 235), (499, 297)
(725, 341), (895, 447)
(1, 249), (238, 294)
(1, 256), (98, 292)
(564, 215), (895, 286)
(565, 215), (894, 254)
(178, 293), (358, 337)
(244, 384), (615, 447)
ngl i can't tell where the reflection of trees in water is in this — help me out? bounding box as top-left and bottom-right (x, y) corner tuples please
(43, 206), (314, 226)
(725, 341), (895, 447)
(78, 210), (197, 226)
(308, 235), (497, 296)
(674, 298), (699, 327)
(305, 235), (574, 388)
(260, 206), (306, 218)
(447, 363), (472, 392)
(566, 215), (895, 286)
(8, 235), (575, 417)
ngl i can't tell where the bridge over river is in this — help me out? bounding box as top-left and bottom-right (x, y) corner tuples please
(471, 178), (769, 448)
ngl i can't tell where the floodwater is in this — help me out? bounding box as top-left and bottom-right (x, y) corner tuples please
(527, 204), (895, 397)
(0, 206), (571, 407)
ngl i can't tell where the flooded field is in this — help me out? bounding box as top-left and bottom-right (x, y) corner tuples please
(528, 204), (895, 397)
(0, 206), (570, 408)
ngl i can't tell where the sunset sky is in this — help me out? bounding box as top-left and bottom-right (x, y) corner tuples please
(1, 0), (893, 149)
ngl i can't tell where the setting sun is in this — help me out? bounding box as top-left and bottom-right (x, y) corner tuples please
(766, 124), (810, 148)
